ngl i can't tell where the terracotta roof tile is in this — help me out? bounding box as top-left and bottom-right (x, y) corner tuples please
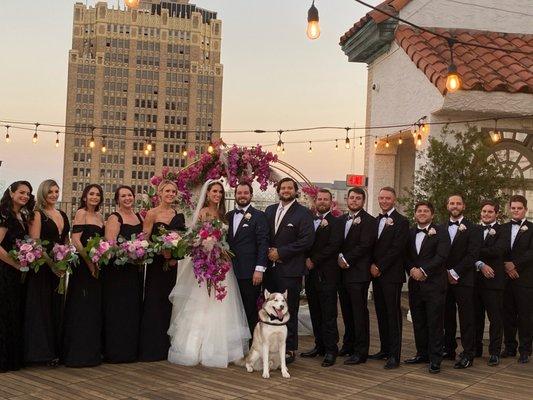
(394, 26), (533, 94)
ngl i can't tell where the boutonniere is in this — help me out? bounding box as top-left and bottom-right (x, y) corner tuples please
(385, 217), (394, 226)
(320, 219), (328, 227)
(353, 216), (361, 225)
(428, 227), (436, 236)
(488, 228), (496, 236)
(244, 212), (252, 221)
(520, 224), (528, 232)
(458, 223), (467, 231)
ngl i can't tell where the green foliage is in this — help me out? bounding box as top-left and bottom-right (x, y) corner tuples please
(399, 125), (524, 222)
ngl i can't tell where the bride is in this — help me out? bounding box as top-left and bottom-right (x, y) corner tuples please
(167, 179), (251, 368)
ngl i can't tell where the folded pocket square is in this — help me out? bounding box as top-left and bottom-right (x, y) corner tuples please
(242, 224), (249, 227)
(287, 223), (294, 227)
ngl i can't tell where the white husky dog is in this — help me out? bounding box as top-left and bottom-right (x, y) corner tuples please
(237, 290), (291, 379)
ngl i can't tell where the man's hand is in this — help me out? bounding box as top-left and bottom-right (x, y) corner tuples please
(268, 248), (280, 262)
(305, 258), (315, 270)
(447, 270), (458, 285)
(481, 264), (495, 279)
(338, 255), (349, 269)
(252, 271), (263, 286)
(504, 261), (516, 273)
(507, 269), (520, 279)
(410, 267), (425, 281)
(370, 264), (381, 278)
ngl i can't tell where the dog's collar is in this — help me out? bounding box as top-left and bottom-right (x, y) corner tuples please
(259, 313), (288, 326)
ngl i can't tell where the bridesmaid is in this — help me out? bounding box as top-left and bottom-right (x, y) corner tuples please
(103, 185), (143, 363)
(139, 180), (186, 361)
(63, 184), (105, 367)
(26, 179), (70, 366)
(0, 181), (34, 372)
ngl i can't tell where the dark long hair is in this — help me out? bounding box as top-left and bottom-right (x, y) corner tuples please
(79, 184), (104, 211)
(202, 181), (227, 221)
(0, 181), (35, 221)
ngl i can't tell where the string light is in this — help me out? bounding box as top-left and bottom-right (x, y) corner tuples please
(398, 137), (403, 145)
(124, 0), (140, 9)
(5, 125), (10, 143)
(335, 139), (339, 150)
(32, 122), (39, 144)
(308, 141), (313, 153)
(146, 139), (153, 152)
(281, 143), (286, 155)
(416, 133), (423, 147)
(207, 142), (214, 153)
(306, 1), (320, 40)
(344, 127), (351, 149)
(55, 131), (60, 148)
(446, 38), (461, 93)
(101, 136), (107, 153)
(490, 119), (501, 142)
(359, 137), (363, 146)
(89, 127), (96, 148)
(182, 148), (188, 157)
(374, 137), (378, 148)
(276, 130), (284, 152)
(385, 135), (390, 148)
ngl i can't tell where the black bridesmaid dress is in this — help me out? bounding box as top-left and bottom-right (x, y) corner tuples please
(0, 212), (27, 372)
(102, 212), (142, 363)
(24, 210), (70, 364)
(139, 212), (186, 361)
(62, 223), (104, 367)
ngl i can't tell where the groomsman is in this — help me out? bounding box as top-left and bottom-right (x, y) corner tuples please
(474, 200), (506, 366)
(300, 189), (341, 367)
(369, 187), (410, 369)
(404, 201), (449, 374)
(264, 177), (315, 364)
(226, 182), (269, 336)
(335, 188), (377, 365)
(500, 195), (533, 363)
(442, 194), (481, 369)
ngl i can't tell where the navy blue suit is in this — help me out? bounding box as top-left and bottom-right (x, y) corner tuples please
(264, 201), (315, 351)
(226, 206), (269, 334)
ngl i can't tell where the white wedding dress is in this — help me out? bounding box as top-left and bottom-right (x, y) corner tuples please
(167, 181), (251, 368)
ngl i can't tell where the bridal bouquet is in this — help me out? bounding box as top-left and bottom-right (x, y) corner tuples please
(85, 235), (116, 277)
(186, 219), (233, 301)
(151, 227), (186, 270)
(115, 232), (155, 266)
(10, 237), (48, 282)
(51, 243), (79, 294)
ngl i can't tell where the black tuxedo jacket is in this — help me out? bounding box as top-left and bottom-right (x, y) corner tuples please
(226, 206), (269, 280)
(477, 223), (506, 290)
(441, 218), (481, 287)
(405, 223), (450, 291)
(372, 209), (410, 284)
(265, 201), (315, 278)
(307, 212), (341, 284)
(332, 209), (377, 284)
(499, 220), (533, 288)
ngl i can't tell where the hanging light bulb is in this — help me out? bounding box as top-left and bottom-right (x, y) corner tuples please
(207, 143), (214, 153)
(335, 139), (339, 151)
(146, 140), (153, 152)
(282, 144), (286, 155)
(276, 130), (283, 152)
(374, 138), (378, 148)
(55, 131), (60, 148)
(306, 1), (320, 40)
(359, 137), (363, 147)
(416, 133), (423, 147)
(421, 122), (428, 134)
(5, 125), (10, 143)
(398, 137), (403, 145)
(445, 38), (461, 93)
(344, 128), (351, 149)
(101, 136), (107, 153)
(182, 148), (188, 157)
(490, 119), (501, 142)
(385, 135), (390, 148)
(33, 122), (39, 144)
(125, 0), (140, 9)
(308, 141), (312, 153)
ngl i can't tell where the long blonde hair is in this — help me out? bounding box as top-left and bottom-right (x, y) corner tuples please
(36, 179), (59, 212)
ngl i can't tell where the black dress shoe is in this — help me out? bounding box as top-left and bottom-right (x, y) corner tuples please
(368, 351), (389, 360)
(300, 347), (324, 358)
(338, 347), (353, 357)
(321, 353), (336, 367)
(488, 355), (500, 366)
(454, 356), (473, 369)
(428, 362), (441, 374)
(501, 349), (517, 358)
(442, 351), (456, 361)
(404, 355), (429, 364)
(384, 357), (399, 370)
(344, 354), (366, 365)
(285, 351), (296, 365)
(518, 354), (529, 364)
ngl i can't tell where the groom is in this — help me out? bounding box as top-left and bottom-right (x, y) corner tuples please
(264, 177), (315, 364)
(226, 182), (269, 335)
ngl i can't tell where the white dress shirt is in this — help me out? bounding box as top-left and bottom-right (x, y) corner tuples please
(448, 217), (464, 281)
(232, 205), (266, 273)
(274, 199), (296, 234)
(511, 218), (526, 248)
(314, 211), (330, 231)
(377, 208), (395, 238)
(344, 210), (361, 239)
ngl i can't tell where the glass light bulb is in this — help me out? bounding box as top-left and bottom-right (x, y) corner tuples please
(55, 140), (60, 148)
(89, 139), (95, 148)
(125, 0), (140, 9)
(207, 145), (214, 153)
(147, 143), (153, 151)
(398, 138), (403, 145)
(446, 72), (460, 93)
(32, 134), (38, 144)
(416, 134), (422, 146)
(101, 145), (106, 153)
(306, 21), (320, 40)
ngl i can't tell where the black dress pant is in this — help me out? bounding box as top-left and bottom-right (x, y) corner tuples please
(444, 285), (475, 359)
(372, 279), (403, 359)
(474, 287), (504, 356)
(503, 280), (518, 353)
(503, 282), (533, 356)
(408, 281), (445, 364)
(340, 281), (370, 358)
(305, 269), (339, 354)
(237, 278), (262, 337)
(264, 268), (302, 351)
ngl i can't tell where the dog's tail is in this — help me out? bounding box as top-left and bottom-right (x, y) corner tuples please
(233, 356), (246, 366)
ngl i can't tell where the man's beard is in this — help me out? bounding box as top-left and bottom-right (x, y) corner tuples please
(316, 205), (330, 214)
(279, 193), (296, 202)
(348, 205), (362, 213)
(236, 198), (251, 207)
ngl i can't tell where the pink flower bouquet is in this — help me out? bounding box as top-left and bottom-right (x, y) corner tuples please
(85, 235), (116, 277)
(9, 237), (48, 281)
(152, 226), (186, 270)
(51, 243), (79, 294)
(115, 232), (155, 266)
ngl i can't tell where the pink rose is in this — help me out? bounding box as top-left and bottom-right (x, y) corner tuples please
(19, 243), (33, 252)
(25, 253), (35, 263)
(150, 175), (163, 186)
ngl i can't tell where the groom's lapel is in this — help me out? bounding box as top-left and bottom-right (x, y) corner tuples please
(275, 202), (298, 238)
(234, 207), (252, 238)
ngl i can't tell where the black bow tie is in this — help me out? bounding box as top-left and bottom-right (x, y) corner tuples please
(416, 228), (428, 235)
(511, 220), (522, 225)
(483, 225), (492, 231)
(348, 214), (357, 220)
(234, 209), (244, 214)
(314, 215), (324, 221)
(448, 221), (460, 226)
(378, 213), (388, 219)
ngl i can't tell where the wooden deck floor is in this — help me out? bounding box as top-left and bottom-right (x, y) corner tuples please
(1, 301), (531, 400)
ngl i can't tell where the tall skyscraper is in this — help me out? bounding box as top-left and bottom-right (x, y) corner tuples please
(63, 0), (222, 211)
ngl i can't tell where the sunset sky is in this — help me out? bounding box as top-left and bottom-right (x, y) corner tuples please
(0, 0), (369, 192)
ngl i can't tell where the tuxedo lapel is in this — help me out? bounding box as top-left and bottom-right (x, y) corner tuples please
(274, 202), (298, 238)
(234, 207), (252, 239)
(512, 223), (528, 249)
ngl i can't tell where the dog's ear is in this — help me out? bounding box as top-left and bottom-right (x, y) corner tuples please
(282, 290), (288, 300)
(264, 289), (270, 299)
